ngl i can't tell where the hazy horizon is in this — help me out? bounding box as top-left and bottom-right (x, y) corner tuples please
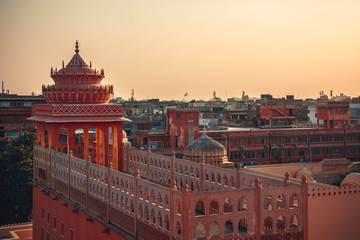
(1, 0), (360, 100)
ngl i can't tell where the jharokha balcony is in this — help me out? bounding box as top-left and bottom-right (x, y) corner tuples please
(33, 144), (307, 240)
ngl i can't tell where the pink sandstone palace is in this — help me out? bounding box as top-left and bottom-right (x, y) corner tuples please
(29, 42), (360, 240)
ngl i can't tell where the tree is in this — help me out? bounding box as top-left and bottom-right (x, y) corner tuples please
(0, 131), (36, 225)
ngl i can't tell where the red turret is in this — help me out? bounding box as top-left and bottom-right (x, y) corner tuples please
(42, 41), (113, 104)
(28, 41), (129, 170)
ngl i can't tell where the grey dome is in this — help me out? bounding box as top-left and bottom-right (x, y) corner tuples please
(183, 133), (229, 166)
(184, 133), (226, 158)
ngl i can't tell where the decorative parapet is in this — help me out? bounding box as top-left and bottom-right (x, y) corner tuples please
(52, 104), (122, 115)
(308, 185), (360, 199)
(35, 145), (306, 239)
(32, 104), (123, 117)
(42, 84), (113, 104)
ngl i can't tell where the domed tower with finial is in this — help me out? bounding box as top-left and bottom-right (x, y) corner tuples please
(28, 41), (130, 171)
(42, 40), (112, 104)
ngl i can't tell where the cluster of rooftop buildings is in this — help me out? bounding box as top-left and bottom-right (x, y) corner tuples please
(2, 42), (360, 240)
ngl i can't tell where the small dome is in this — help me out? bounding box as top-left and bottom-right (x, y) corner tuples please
(183, 132), (230, 166)
(184, 133), (226, 158)
(296, 168), (313, 180)
(341, 173), (360, 187)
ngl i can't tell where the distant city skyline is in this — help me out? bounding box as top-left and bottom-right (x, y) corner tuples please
(1, 0), (360, 100)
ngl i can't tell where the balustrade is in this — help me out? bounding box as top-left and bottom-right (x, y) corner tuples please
(34, 144), (306, 240)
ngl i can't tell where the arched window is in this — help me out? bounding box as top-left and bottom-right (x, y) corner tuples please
(238, 197), (248, 211)
(290, 214), (299, 229)
(238, 218), (247, 233)
(290, 193), (299, 208)
(217, 173), (221, 184)
(151, 209), (156, 224)
(224, 220), (234, 235)
(176, 199), (181, 215)
(195, 223), (206, 239)
(224, 198), (233, 213)
(176, 222), (181, 236)
(276, 194), (285, 210)
(144, 187), (149, 201)
(157, 192), (163, 207)
(157, 212), (163, 227)
(189, 181), (194, 191)
(210, 221), (220, 237)
(264, 216), (273, 232)
(209, 199), (219, 215)
(130, 201), (134, 213)
(138, 204), (143, 218)
(195, 200), (205, 216)
(230, 176), (235, 188)
(150, 190), (155, 203)
(164, 215), (170, 231)
(164, 195), (169, 209)
(224, 175), (229, 186)
(277, 215), (286, 231)
(264, 195), (273, 210)
(145, 206), (149, 221)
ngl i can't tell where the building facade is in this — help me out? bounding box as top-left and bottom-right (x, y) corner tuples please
(0, 93), (44, 138)
(31, 42), (360, 240)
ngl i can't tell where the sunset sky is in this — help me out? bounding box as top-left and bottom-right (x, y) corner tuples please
(1, 0), (360, 100)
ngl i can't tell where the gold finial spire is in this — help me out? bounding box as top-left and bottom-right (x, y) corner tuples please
(75, 40), (79, 54)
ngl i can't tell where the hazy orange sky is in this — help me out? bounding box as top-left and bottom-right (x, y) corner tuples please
(1, 0), (360, 100)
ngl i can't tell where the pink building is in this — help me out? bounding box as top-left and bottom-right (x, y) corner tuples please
(31, 42), (360, 240)
(259, 105), (295, 126)
(315, 101), (350, 128)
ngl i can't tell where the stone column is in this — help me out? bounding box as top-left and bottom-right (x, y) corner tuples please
(96, 127), (104, 166)
(111, 125), (118, 171)
(83, 126), (89, 161)
(103, 126), (109, 167)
